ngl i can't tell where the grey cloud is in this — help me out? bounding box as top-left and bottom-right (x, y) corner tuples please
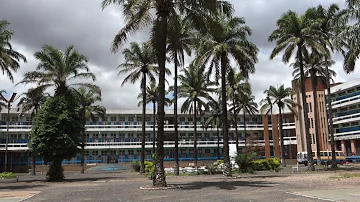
(1, 0), (359, 110)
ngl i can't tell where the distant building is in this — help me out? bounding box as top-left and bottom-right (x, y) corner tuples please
(292, 77), (329, 153)
(327, 78), (360, 156)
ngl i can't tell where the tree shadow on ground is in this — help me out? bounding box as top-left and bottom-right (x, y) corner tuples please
(172, 179), (275, 191)
(232, 174), (290, 179)
(17, 176), (125, 183)
(0, 184), (46, 190)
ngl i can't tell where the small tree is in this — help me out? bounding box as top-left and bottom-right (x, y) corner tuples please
(31, 95), (83, 181)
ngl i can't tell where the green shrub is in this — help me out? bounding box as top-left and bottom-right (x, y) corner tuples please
(144, 161), (155, 180)
(0, 172), (16, 179)
(253, 159), (270, 171)
(216, 160), (224, 165)
(131, 161), (141, 172)
(206, 164), (218, 175)
(267, 158), (281, 171)
(235, 153), (256, 173)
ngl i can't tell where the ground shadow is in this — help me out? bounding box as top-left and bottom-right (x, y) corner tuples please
(16, 175), (125, 184)
(0, 184), (46, 190)
(171, 179), (275, 191)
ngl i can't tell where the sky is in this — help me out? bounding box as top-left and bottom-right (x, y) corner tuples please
(1, 0), (360, 110)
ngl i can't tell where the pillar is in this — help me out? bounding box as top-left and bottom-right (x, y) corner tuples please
(341, 140), (346, 155)
(271, 114), (280, 158)
(351, 140), (357, 155)
(262, 115), (271, 158)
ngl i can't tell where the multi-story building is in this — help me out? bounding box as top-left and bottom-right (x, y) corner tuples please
(292, 77), (329, 153)
(328, 78), (360, 156)
(0, 108), (297, 172)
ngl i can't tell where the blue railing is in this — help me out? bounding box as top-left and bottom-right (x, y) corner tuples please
(336, 109), (360, 118)
(335, 91), (360, 102)
(337, 125), (360, 133)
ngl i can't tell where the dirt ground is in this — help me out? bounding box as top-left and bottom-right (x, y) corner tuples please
(1, 164), (360, 202)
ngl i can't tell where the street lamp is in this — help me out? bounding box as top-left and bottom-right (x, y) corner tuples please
(1, 92), (17, 172)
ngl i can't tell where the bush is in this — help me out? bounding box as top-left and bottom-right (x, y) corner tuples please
(0, 172), (16, 179)
(144, 161), (155, 180)
(216, 160), (224, 165)
(267, 158), (281, 171)
(132, 161), (141, 172)
(253, 159), (270, 171)
(206, 164), (218, 175)
(235, 153), (257, 173)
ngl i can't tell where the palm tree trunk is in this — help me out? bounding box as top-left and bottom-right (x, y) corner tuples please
(140, 76), (146, 174)
(81, 144), (85, 173)
(220, 55), (231, 177)
(233, 94), (239, 154)
(278, 106), (286, 167)
(244, 110), (247, 147)
(217, 122), (220, 160)
(153, 102), (156, 155)
(31, 152), (36, 175)
(298, 47), (315, 171)
(174, 53), (179, 176)
(311, 71), (321, 164)
(153, 14), (168, 187)
(325, 63), (337, 168)
(193, 101), (198, 169)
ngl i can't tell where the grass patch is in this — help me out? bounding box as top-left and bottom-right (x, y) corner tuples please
(167, 172), (202, 177)
(329, 173), (360, 179)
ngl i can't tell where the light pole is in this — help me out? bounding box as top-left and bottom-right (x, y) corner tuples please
(1, 92), (17, 172)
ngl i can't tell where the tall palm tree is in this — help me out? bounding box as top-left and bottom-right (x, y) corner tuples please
(195, 16), (258, 176)
(102, 0), (233, 187)
(0, 20), (27, 82)
(269, 10), (328, 171)
(232, 92), (258, 148)
(310, 3), (343, 168)
(17, 87), (49, 175)
(118, 42), (158, 174)
(263, 85), (298, 167)
(227, 68), (251, 153)
(291, 52), (336, 163)
(72, 87), (106, 174)
(167, 16), (194, 176)
(204, 97), (222, 160)
(137, 82), (171, 155)
(17, 45), (98, 96)
(260, 89), (275, 158)
(179, 64), (215, 168)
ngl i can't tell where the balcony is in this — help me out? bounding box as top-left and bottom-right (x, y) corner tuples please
(0, 136), (297, 151)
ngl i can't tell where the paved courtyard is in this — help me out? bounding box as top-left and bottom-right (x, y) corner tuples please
(1, 164), (360, 202)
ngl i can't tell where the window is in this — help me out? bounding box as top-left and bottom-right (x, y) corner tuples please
(119, 117), (125, 121)
(128, 150), (134, 155)
(128, 117), (134, 122)
(179, 117), (185, 122)
(137, 116), (142, 122)
(26, 117), (32, 123)
(309, 102), (312, 113)
(92, 151), (99, 156)
(205, 149), (211, 153)
(311, 118), (314, 128)
(146, 116), (151, 121)
(111, 117), (116, 122)
(11, 116), (18, 122)
(188, 117), (193, 122)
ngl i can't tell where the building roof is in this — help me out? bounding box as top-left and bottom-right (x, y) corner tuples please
(327, 77), (360, 95)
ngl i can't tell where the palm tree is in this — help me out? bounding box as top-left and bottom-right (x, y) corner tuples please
(102, 0), (233, 187)
(310, 4), (343, 169)
(195, 16), (258, 176)
(232, 92), (258, 148)
(17, 45), (98, 96)
(263, 85), (298, 167)
(72, 87), (106, 174)
(291, 52), (336, 163)
(269, 10), (328, 171)
(227, 68), (251, 153)
(137, 82), (171, 155)
(0, 20), (27, 82)
(204, 97), (222, 160)
(179, 64), (215, 168)
(118, 42), (159, 174)
(167, 16), (194, 176)
(17, 87), (49, 175)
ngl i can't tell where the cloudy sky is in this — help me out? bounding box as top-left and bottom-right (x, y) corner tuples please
(1, 0), (360, 110)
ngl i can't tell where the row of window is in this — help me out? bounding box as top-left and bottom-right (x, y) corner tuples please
(85, 148), (215, 156)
